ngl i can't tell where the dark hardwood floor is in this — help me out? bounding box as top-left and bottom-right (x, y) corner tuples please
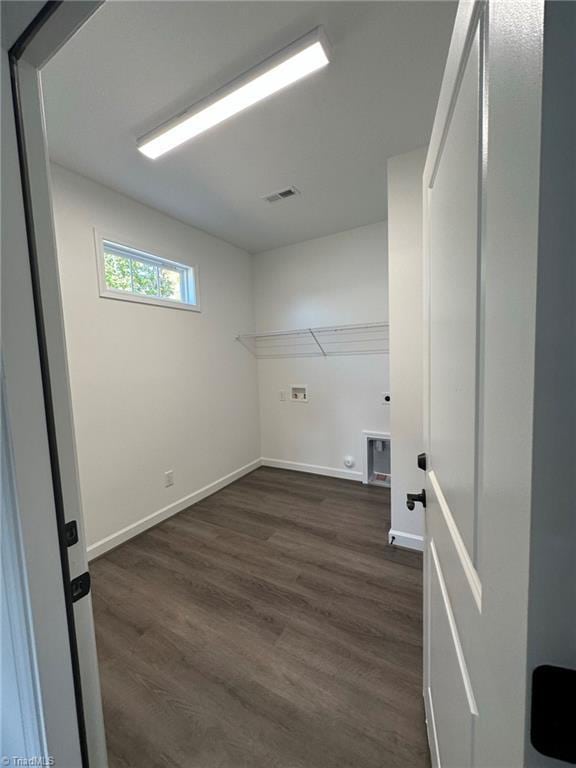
(91, 467), (428, 768)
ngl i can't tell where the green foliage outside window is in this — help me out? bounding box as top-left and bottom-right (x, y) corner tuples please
(104, 252), (182, 301)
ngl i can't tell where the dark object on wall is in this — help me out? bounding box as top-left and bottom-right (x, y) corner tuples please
(531, 665), (576, 764)
(406, 489), (426, 511)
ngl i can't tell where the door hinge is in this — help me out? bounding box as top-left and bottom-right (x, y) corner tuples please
(70, 572), (91, 603)
(531, 665), (576, 763)
(64, 519), (79, 547)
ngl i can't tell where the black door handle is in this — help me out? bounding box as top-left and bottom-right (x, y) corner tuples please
(406, 489), (426, 510)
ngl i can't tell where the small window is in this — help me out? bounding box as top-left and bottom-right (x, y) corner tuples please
(97, 237), (200, 311)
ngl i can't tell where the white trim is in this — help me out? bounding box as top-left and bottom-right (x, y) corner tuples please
(423, 1), (485, 187)
(1, 385), (47, 758)
(261, 457), (362, 482)
(94, 229), (201, 313)
(430, 540), (479, 716)
(424, 685), (441, 768)
(388, 529), (424, 552)
(86, 457), (372, 562)
(429, 470), (482, 611)
(87, 459), (261, 560)
(13, 58), (103, 766)
(98, 286), (202, 313)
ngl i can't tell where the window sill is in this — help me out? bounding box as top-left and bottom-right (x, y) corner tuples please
(99, 288), (201, 312)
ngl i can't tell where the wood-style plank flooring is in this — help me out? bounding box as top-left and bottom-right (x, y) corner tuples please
(91, 467), (428, 768)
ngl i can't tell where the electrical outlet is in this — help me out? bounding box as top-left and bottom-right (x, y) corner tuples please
(164, 470), (174, 487)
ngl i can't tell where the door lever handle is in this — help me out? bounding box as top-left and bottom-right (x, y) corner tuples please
(406, 489), (426, 510)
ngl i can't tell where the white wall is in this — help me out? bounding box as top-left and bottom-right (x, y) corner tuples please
(253, 222), (389, 480)
(50, 164), (260, 557)
(387, 147), (426, 550)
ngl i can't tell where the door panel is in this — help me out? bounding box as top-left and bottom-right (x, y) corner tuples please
(429, 25), (480, 561)
(428, 541), (475, 768)
(427, 477), (481, 674)
(426, 16), (484, 763)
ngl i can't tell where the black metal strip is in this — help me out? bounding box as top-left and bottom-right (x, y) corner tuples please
(9, 5), (90, 766)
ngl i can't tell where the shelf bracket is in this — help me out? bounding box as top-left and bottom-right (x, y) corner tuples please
(309, 328), (327, 356)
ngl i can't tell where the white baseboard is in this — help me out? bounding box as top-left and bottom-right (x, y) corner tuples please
(261, 457), (362, 482)
(88, 457), (371, 560)
(87, 459), (262, 560)
(388, 528), (424, 552)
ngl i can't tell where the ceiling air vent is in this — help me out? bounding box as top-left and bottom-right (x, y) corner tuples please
(262, 186), (300, 204)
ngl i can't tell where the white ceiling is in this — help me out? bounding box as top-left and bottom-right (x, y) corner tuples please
(42, 1), (455, 254)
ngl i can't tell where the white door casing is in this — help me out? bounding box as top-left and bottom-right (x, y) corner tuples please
(2, 41), (84, 766)
(422, 2), (546, 767)
(5, 3), (106, 766)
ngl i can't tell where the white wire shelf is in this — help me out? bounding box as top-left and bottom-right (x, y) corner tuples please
(237, 322), (389, 359)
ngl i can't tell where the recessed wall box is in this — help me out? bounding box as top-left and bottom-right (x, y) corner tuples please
(362, 430), (391, 487)
(290, 385), (308, 402)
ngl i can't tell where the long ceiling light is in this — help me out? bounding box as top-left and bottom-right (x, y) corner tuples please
(137, 27), (331, 159)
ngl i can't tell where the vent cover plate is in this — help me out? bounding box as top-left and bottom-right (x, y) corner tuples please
(262, 186), (300, 204)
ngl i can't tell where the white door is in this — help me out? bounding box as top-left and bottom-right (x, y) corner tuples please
(421, 2), (546, 767)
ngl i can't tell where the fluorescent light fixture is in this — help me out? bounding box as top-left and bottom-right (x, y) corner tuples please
(137, 27), (330, 159)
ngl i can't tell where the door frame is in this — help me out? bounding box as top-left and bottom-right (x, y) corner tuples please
(6, 2), (105, 765)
